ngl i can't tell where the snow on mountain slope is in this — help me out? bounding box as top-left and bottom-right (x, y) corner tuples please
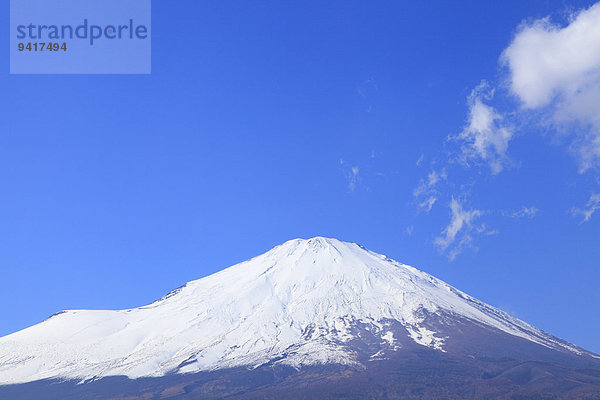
(0, 237), (584, 385)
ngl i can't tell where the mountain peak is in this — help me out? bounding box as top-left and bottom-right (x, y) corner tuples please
(278, 236), (351, 253)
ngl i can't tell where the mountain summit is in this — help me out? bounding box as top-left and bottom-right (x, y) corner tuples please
(1, 237), (599, 399)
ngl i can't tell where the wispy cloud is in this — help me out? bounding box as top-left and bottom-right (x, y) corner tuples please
(416, 154), (424, 167)
(349, 166), (359, 191)
(571, 193), (600, 222)
(501, 2), (600, 172)
(504, 206), (540, 219)
(455, 82), (514, 175)
(485, 229), (500, 236)
(340, 159), (360, 192)
(413, 168), (447, 212)
(357, 78), (378, 113)
(435, 198), (483, 260)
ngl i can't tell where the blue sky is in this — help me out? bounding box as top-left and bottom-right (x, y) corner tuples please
(1, 0), (599, 353)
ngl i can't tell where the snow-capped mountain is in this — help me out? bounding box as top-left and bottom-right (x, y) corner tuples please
(0, 237), (594, 389)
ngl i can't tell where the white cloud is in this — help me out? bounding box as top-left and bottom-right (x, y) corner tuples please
(457, 82), (514, 175)
(572, 128), (600, 172)
(427, 169), (444, 186)
(501, 4), (600, 109)
(446, 235), (474, 262)
(435, 198), (483, 260)
(571, 193), (600, 222)
(340, 159), (360, 192)
(506, 206), (540, 219)
(501, 2), (600, 171)
(413, 168), (447, 212)
(418, 196), (437, 212)
(348, 166), (360, 192)
(416, 154), (424, 166)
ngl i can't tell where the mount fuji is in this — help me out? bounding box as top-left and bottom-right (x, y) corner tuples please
(1, 237), (599, 399)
